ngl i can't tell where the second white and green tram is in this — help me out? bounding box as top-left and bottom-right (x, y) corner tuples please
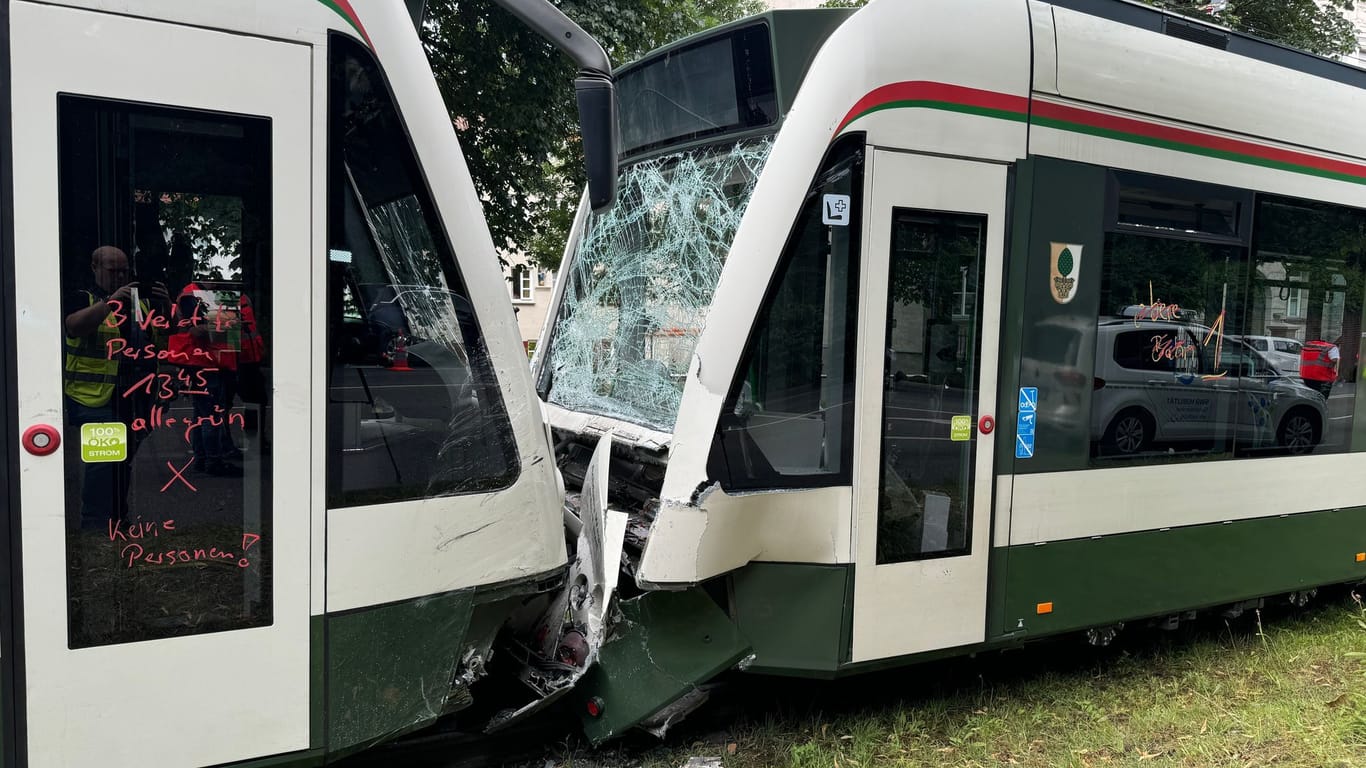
(530, 0), (1366, 740)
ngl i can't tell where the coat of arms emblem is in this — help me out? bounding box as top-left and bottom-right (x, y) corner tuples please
(1049, 242), (1082, 304)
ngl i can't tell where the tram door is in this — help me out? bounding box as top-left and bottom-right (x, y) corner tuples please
(850, 151), (1005, 662)
(9, 4), (311, 765)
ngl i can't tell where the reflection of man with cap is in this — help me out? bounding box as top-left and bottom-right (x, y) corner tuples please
(63, 246), (168, 529)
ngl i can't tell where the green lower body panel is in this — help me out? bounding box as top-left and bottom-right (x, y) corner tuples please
(577, 588), (751, 744)
(730, 563), (852, 676)
(326, 590), (474, 755)
(998, 506), (1366, 638)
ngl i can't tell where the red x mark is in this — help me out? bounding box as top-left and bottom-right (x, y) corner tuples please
(160, 458), (197, 493)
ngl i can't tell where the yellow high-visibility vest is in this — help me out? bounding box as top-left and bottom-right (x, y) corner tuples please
(64, 291), (150, 407)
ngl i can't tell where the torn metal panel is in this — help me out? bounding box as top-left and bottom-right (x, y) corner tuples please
(574, 589), (751, 745)
(487, 434), (628, 732)
(635, 485), (854, 587)
(545, 138), (774, 433)
(638, 684), (714, 739)
(578, 433), (627, 648)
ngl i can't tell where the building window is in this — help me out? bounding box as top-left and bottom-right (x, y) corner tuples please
(1286, 288), (1305, 318)
(512, 265), (533, 301)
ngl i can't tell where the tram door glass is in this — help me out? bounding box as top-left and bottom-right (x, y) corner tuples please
(876, 210), (986, 563)
(58, 96), (273, 648)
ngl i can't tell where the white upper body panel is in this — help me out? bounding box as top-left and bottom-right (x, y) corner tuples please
(31, 0), (362, 46)
(1050, 6), (1366, 162)
(660, 0), (1031, 504)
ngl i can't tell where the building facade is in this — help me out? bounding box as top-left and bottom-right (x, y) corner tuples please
(504, 255), (556, 352)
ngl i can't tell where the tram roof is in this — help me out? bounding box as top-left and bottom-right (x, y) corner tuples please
(1050, 0), (1366, 90)
(617, 0), (1365, 92)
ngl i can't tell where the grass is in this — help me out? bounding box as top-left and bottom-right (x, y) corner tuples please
(617, 588), (1366, 768)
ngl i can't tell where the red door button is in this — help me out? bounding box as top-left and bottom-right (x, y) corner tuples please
(978, 415), (995, 435)
(23, 425), (61, 456)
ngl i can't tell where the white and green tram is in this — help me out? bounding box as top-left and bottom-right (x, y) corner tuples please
(0, 0), (618, 765)
(531, 0), (1366, 741)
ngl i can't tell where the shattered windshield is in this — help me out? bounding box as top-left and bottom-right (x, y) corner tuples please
(544, 137), (774, 431)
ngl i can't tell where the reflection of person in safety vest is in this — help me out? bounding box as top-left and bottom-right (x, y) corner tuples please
(232, 291), (268, 406)
(63, 246), (169, 529)
(168, 282), (256, 476)
(1300, 340), (1338, 397)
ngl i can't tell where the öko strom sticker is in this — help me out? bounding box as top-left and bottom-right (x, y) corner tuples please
(1049, 242), (1083, 304)
(81, 422), (128, 463)
(950, 415), (972, 441)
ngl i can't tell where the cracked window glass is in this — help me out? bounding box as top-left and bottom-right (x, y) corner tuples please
(544, 137), (773, 432)
(325, 34), (518, 507)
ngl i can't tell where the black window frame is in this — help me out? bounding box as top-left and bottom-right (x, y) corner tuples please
(1105, 169), (1253, 247)
(324, 32), (520, 507)
(617, 22), (778, 159)
(706, 132), (865, 492)
(56, 93), (277, 648)
(874, 207), (989, 564)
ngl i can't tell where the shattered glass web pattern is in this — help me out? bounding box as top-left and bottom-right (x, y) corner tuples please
(368, 194), (465, 353)
(546, 138), (774, 432)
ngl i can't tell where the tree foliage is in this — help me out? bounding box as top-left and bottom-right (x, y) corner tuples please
(423, 0), (763, 271)
(1145, 0), (1358, 57)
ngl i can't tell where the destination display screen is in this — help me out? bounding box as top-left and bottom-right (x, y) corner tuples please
(617, 23), (777, 157)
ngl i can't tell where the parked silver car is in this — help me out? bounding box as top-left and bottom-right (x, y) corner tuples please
(1092, 319), (1326, 456)
(1233, 334), (1302, 374)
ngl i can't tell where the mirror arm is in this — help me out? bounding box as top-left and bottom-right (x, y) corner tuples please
(492, 0), (619, 211)
(491, 0), (612, 80)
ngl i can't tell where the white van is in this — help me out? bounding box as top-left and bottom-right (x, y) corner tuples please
(1092, 320), (1326, 456)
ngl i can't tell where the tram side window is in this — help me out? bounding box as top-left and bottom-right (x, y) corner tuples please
(325, 34), (519, 508)
(1090, 171), (1365, 463)
(708, 136), (863, 490)
(1245, 195), (1365, 455)
(1092, 173), (1250, 464)
(58, 96), (274, 648)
